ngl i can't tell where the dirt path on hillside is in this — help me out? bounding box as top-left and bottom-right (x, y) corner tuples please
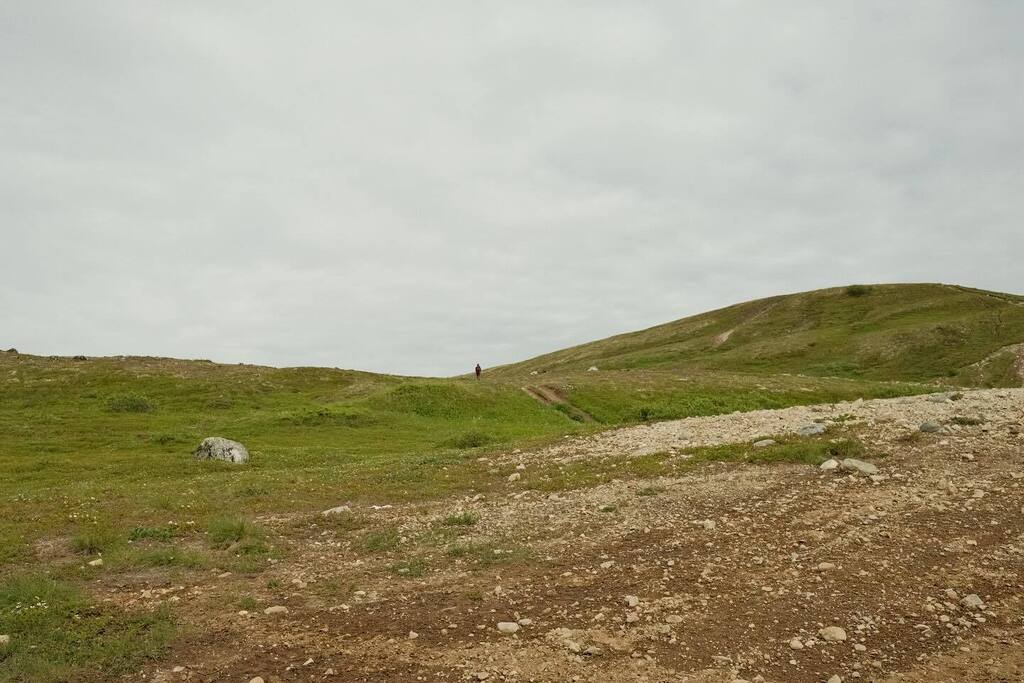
(522, 384), (596, 423)
(133, 390), (1024, 683)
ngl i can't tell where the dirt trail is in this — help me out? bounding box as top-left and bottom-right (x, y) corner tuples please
(134, 389), (1024, 683)
(712, 300), (780, 347)
(522, 384), (596, 423)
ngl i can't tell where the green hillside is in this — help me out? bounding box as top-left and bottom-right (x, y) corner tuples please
(497, 283), (1024, 386)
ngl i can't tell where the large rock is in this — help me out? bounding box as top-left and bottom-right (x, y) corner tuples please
(193, 437), (249, 464)
(840, 458), (878, 475)
(798, 423), (826, 436)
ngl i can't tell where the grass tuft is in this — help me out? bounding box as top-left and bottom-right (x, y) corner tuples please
(105, 393), (155, 413)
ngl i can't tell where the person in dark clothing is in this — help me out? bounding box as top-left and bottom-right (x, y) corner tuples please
(475, 363), (482, 380)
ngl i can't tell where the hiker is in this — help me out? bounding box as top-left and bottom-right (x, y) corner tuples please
(475, 363), (482, 380)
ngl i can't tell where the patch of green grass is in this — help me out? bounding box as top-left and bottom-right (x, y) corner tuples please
(71, 527), (117, 556)
(237, 595), (259, 610)
(105, 393), (155, 413)
(0, 574), (174, 682)
(390, 557), (428, 577)
(357, 528), (401, 553)
(684, 435), (865, 467)
(446, 430), (493, 448)
(234, 484), (270, 498)
(128, 525), (178, 543)
(636, 486), (664, 497)
(149, 433), (186, 446)
(439, 512), (478, 527)
(206, 517), (257, 548)
(444, 541), (532, 569)
(318, 513), (369, 533)
(120, 547), (208, 570)
(598, 504), (617, 513)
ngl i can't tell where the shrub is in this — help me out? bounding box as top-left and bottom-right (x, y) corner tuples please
(128, 525), (177, 543)
(206, 517), (262, 550)
(106, 393), (155, 413)
(390, 558), (427, 577)
(845, 284), (873, 297)
(72, 527), (117, 555)
(358, 528), (401, 553)
(440, 512), (478, 527)
(447, 430), (492, 448)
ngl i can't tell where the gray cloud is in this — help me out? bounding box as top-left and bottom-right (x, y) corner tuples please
(2, 1), (1022, 375)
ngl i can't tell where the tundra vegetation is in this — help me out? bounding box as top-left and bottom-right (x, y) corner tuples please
(1, 283), (1022, 680)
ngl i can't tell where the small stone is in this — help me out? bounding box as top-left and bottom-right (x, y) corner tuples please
(507, 472), (521, 482)
(840, 458), (878, 475)
(753, 439), (776, 448)
(321, 505), (351, 516)
(472, 673), (490, 681)
(920, 421), (942, 433)
(88, 558), (104, 567)
(789, 638), (804, 650)
(172, 666), (185, 673)
(819, 458), (840, 471)
(700, 519), (716, 531)
(828, 676), (842, 683)
(497, 621), (520, 634)
(798, 423), (826, 436)
(408, 631), (418, 639)
(600, 560), (615, 569)
(249, 678), (265, 683)
(854, 643), (867, 652)
(625, 595), (640, 607)
(264, 605), (289, 616)
(665, 614), (683, 624)
(961, 594), (985, 610)
(815, 562), (836, 572)
(819, 626), (847, 642)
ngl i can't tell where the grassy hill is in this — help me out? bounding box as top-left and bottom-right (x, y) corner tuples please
(1, 281), (1022, 679)
(496, 283), (1024, 386)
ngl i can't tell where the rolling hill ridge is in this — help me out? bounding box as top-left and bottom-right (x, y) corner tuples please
(499, 283), (1024, 387)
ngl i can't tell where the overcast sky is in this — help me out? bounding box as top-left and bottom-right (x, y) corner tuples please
(2, 2), (1022, 376)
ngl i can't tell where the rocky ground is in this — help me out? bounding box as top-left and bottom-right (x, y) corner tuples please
(130, 389), (1024, 683)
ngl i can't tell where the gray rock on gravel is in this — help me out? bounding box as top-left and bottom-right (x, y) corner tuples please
(920, 421), (942, 433)
(193, 437), (249, 464)
(798, 423), (827, 436)
(819, 626), (847, 642)
(840, 458), (878, 475)
(497, 621), (520, 634)
(819, 459), (840, 471)
(961, 594), (985, 609)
